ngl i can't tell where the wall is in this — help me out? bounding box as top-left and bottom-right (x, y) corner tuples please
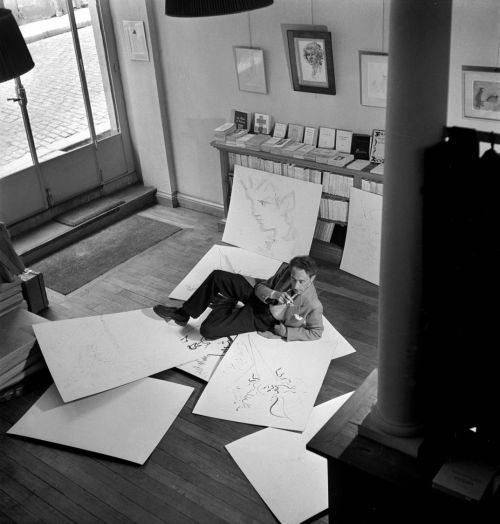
(110, 0), (500, 215)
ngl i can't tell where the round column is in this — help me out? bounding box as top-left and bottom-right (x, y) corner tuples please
(370, 0), (453, 436)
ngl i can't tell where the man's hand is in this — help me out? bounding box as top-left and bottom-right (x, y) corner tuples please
(270, 290), (294, 305)
(273, 323), (287, 338)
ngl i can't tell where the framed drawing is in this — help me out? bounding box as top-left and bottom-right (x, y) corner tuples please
(462, 66), (500, 121)
(369, 129), (386, 164)
(233, 47), (267, 94)
(286, 30), (336, 95)
(359, 51), (388, 107)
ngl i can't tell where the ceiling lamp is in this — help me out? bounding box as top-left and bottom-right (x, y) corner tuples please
(165, 0), (273, 17)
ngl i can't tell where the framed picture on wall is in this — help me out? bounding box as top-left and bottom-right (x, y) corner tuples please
(233, 47), (267, 94)
(462, 66), (500, 121)
(286, 30), (336, 95)
(359, 51), (388, 108)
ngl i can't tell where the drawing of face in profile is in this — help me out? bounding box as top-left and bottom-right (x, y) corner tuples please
(303, 41), (324, 79)
(241, 176), (298, 255)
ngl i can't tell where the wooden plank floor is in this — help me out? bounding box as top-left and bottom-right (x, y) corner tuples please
(0, 204), (379, 524)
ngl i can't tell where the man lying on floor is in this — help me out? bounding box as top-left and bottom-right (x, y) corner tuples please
(153, 255), (324, 341)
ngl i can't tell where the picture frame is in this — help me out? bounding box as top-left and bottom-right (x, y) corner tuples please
(286, 30), (336, 95)
(462, 66), (500, 121)
(369, 129), (386, 164)
(233, 47), (267, 94)
(122, 21), (149, 61)
(359, 51), (388, 108)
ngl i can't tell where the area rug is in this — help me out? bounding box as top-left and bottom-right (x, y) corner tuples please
(32, 215), (181, 295)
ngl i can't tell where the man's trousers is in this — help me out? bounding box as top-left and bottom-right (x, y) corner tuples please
(182, 270), (276, 339)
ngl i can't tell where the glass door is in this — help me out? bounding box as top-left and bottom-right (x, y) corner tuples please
(0, 0), (134, 225)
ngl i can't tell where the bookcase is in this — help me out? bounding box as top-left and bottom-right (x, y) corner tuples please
(211, 140), (384, 262)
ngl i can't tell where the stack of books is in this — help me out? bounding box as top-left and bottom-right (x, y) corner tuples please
(327, 152), (355, 167)
(225, 129), (249, 146)
(315, 148), (337, 164)
(213, 122), (236, 142)
(281, 141), (304, 157)
(293, 144), (316, 159)
(260, 136), (284, 152)
(0, 308), (49, 396)
(0, 277), (27, 316)
(245, 134), (272, 151)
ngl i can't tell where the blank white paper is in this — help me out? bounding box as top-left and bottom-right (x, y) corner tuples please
(7, 378), (193, 464)
(340, 187), (382, 285)
(226, 392), (353, 524)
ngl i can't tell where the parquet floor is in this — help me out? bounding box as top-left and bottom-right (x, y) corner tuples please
(0, 204), (379, 523)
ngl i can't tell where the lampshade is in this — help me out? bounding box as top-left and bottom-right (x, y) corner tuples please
(165, 0), (273, 17)
(0, 8), (34, 83)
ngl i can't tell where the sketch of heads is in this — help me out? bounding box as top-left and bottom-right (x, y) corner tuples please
(303, 41), (324, 78)
(241, 176), (297, 247)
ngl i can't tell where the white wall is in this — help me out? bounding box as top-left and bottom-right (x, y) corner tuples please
(110, 0), (500, 213)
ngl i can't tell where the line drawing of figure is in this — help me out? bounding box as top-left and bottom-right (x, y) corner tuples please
(240, 175), (299, 258)
(302, 40), (324, 80)
(474, 86), (484, 109)
(231, 335), (297, 420)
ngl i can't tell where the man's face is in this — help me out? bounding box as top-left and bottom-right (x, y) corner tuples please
(290, 267), (315, 295)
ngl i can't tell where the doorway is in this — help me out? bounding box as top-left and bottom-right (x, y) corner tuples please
(0, 0), (135, 227)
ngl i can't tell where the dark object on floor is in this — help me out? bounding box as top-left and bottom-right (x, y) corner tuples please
(20, 269), (49, 313)
(332, 223), (347, 247)
(32, 215), (181, 295)
(54, 198), (126, 227)
(153, 305), (189, 326)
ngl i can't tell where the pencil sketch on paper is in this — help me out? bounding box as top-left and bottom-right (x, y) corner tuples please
(193, 331), (333, 431)
(222, 166), (322, 262)
(340, 187), (382, 285)
(175, 313), (234, 381)
(169, 244), (281, 301)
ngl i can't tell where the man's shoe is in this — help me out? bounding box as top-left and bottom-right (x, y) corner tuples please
(153, 305), (189, 326)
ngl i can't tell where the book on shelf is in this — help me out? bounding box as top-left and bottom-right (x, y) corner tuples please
(304, 148), (321, 161)
(236, 133), (255, 148)
(351, 133), (371, 159)
(293, 144), (317, 159)
(260, 136), (284, 152)
(270, 137), (296, 154)
(245, 133), (273, 150)
(281, 140), (304, 157)
(314, 220), (335, 242)
(322, 172), (353, 198)
(273, 122), (288, 138)
(336, 129), (353, 153)
(225, 129), (249, 146)
(347, 159), (371, 171)
(287, 123), (305, 142)
(361, 179), (383, 195)
(231, 109), (253, 131)
(370, 162), (384, 175)
(213, 122), (236, 140)
(369, 129), (386, 163)
(327, 152), (355, 167)
(315, 148), (337, 163)
(254, 113), (273, 134)
(303, 126), (319, 147)
(318, 127), (336, 149)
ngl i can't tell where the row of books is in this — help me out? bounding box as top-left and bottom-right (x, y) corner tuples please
(322, 173), (354, 198)
(314, 221), (336, 243)
(319, 198), (349, 222)
(215, 111), (386, 165)
(361, 179), (384, 195)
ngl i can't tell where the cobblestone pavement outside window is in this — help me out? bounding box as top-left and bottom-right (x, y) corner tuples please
(0, 22), (111, 173)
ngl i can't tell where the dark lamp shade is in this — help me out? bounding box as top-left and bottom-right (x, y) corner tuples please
(165, 0), (273, 17)
(0, 8), (34, 83)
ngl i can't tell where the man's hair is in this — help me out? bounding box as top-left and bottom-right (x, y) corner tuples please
(289, 256), (318, 277)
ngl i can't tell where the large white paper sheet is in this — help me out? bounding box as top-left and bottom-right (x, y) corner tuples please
(33, 308), (197, 402)
(193, 331), (333, 431)
(222, 166), (322, 262)
(322, 316), (356, 360)
(7, 378), (193, 464)
(226, 393), (353, 524)
(172, 309), (233, 381)
(169, 244), (282, 301)
(340, 187), (382, 285)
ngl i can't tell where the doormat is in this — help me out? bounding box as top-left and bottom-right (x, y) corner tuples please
(32, 215), (181, 295)
(54, 198), (126, 227)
